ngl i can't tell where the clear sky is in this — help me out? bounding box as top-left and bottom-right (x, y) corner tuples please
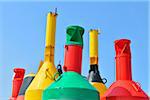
(0, 1), (149, 99)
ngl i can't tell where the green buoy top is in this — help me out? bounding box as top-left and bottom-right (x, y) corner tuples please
(66, 26), (84, 46)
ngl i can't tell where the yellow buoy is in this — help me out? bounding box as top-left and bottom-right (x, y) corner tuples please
(88, 29), (107, 97)
(25, 12), (58, 100)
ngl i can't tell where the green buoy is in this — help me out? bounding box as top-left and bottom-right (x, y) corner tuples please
(43, 72), (99, 100)
(42, 25), (100, 100)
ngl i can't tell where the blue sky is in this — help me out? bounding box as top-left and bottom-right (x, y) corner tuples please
(0, 1), (149, 99)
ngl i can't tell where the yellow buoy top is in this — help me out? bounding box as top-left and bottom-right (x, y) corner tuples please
(89, 29), (99, 65)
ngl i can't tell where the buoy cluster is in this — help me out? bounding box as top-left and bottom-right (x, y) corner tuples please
(9, 11), (149, 100)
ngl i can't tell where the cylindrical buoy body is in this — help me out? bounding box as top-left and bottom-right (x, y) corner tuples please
(89, 29), (99, 65)
(11, 68), (25, 98)
(63, 45), (82, 74)
(44, 12), (57, 62)
(63, 26), (84, 74)
(115, 39), (132, 80)
(45, 12), (57, 47)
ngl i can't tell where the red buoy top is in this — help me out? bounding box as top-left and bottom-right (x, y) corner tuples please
(11, 68), (25, 98)
(115, 39), (132, 80)
(13, 68), (25, 79)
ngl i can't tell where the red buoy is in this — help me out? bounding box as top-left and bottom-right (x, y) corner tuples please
(10, 68), (25, 100)
(101, 39), (149, 100)
(63, 45), (83, 74)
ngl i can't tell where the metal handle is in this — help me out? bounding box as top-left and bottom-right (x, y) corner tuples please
(102, 78), (107, 84)
(54, 72), (61, 81)
(57, 63), (63, 75)
(45, 68), (54, 80)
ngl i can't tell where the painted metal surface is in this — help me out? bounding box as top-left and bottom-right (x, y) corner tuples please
(10, 68), (25, 100)
(101, 39), (149, 100)
(66, 26), (84, 46)
(89, 29), (99, 65)
(16, 73), (35, 100)
(43, 26), (100, 100)
(88, 29), (107, 96)
(25, 12), (58, 100)
(63, 45), (82, 74)
(63, 26), (84, 74)
(43, 72), (100, 100)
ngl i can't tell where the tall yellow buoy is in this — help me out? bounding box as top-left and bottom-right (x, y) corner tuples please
(25, 11), (58, 100)
(88, 29), (107, 96)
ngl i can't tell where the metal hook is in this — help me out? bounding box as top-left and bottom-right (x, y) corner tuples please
(57, 61), (63, 75)
(102, 78), (107, 84)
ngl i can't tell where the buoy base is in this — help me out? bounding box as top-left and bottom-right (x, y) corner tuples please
(43, 72), (100, 100)
(91, 82), (107, 96)
(101, 80), (149, 100)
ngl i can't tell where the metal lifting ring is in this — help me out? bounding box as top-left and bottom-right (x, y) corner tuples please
(54, 72), (60, 81)
(102, 78), (107, 84)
